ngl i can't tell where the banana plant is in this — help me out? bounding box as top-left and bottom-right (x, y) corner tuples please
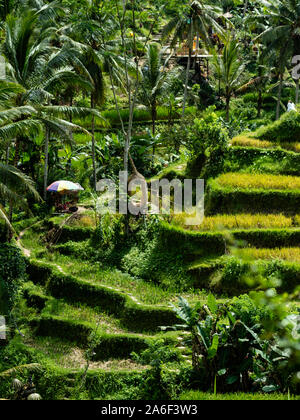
(171, 294), (291, 392)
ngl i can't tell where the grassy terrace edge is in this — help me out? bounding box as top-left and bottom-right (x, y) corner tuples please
(206, 180), (300, 215)
(26, 259), (178, 332)
(47, 219), (300, 249)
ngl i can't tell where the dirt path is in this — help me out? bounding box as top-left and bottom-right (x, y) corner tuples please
(16, 221), (43, 258)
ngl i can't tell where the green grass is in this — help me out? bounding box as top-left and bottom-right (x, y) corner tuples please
(149, 159), (187, 182)
(72, 106), (197, 130)
(179, 390), (300, 400)
(44, 252), (211, 306)
(41, 298), (131, 335)
(23, 335), (149, 371)
(21, 228), (47, 256)
(20, 225), (216, 306)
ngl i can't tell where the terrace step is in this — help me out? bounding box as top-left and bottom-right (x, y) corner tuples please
(206, 187), (300, 215)
(187, 260), (224, 288)
(29, 315), (177, 360)
(26, 260), (179, 333)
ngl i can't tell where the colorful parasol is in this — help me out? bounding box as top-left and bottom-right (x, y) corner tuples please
(47, 180), (84, 193)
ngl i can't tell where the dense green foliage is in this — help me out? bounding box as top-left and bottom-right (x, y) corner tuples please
(0, 244), (26, 314)
(0, 0), (300, 402)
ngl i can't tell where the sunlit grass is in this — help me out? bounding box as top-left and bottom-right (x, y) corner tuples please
(179, 390), (300, 400)
(236, 247), (300, 263)
(217, 172), (300, 191)
(232, 135), (273, 149)
(42, 299), (130, 334)
(24, 335), (148, 371)
(172, 212), (295, 231)
(49, 253), (212, 306)
(231, 135), (300, 153)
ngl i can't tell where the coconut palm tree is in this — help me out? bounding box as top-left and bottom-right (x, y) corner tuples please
(59, 5), (117, 190)
(237, 45), (271, 118)
(0, 163), (41, 231)
(1, 10), (103, 199)
(255, 0), (300, 118)
(140, 44), (173, 136)
(211, 34), (245, 120)
(162, 0), (223, 117)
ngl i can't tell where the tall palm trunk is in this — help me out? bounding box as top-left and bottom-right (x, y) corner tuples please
(276, 72), (283, 120)
(151, 102), (157, 136)
(91, 96), (97, 191)
(226, 90), (230, 122)
(8, 136), (21, 222)
(151, 102), (157, 167)
(5, 144), (10, 165)
(13, 137), (21, 167)
(43, 128), (50, 200)
(243, 0), (248, 16)
(182, 22), (193, 118)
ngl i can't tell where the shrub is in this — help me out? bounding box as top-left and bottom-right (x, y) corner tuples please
(227, 147), (300, 176)
(210, 257), (254, 294)
(46, 221), (93, 243)
(229, 293), (275, 327)
(131, 339), (185, 400)
(186, 108), (229, 179)
(256, 110), (300, 142)
(0, 244), (26, 314)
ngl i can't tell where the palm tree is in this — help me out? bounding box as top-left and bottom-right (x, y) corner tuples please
(140, 44), (172, 136)
(0, 163), (41, 232)
(211, 34), (245, 120)
(255, 0), (300, 118)
(162, 0), (223, 117)
(59, 6), (115, 190)
(0, 0), (12, 20)
(1, 11), (102, 199)
(237, 45), (271, 118)
(85, 54), (105, 191)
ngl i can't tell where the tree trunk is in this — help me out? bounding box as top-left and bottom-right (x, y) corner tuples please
(243, 0), (248, 16)
(13, 137), (21, 167)
(5, 145), (10, 165)
(8, 137), (21, 222)
(152, 103), (156, 136)
(226, 93), (230, 121)
(276, 73), (283, 120)
(43, 128), (50, 201)
(182, 48), (192, 118)
(151, 102), (157, 167)
(91, 96), (97, 191)
(182, 23), (193, 118)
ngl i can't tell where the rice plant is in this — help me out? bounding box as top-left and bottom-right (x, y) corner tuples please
(217, 172), (300, 190)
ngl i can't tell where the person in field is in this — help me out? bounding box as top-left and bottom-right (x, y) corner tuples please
(287, 100), (296, 112)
